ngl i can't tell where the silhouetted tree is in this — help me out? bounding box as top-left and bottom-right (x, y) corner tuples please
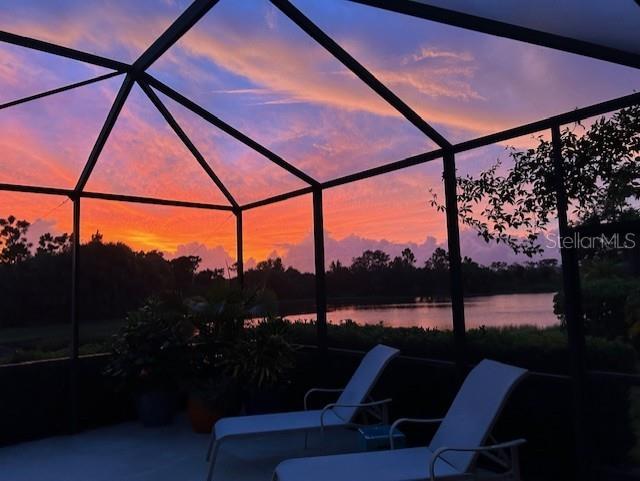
(170, 255), (201, 291)
(425, 247), (449, 272)
(351, 250), (390, 272)
(256, 258), (285, 272)
(36, 233), (70, 255)
(430, 105), (640, 255)
(0, 216), (32, 264)
(90, 230), (104, 243)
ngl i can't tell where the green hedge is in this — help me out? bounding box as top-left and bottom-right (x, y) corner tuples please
(286, 321), (637, 374)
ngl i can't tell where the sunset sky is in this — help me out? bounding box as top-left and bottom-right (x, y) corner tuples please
(1, 0), (639, 272)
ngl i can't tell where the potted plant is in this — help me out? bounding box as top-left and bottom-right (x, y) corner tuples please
(220, 317), (296, 414)
(104, 296), (191, 427)
(182, 286), (257, 432)
(186, 375), (238, 433)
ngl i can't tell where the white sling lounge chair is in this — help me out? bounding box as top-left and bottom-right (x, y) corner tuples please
(273, 359), (528, 481)
(206, 344), (400, 481)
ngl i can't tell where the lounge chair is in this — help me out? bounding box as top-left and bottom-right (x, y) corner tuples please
(273, 359), (528, 481)
(206, 344), (400, 481)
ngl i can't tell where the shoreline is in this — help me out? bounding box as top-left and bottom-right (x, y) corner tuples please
(278, 290), (558, 317)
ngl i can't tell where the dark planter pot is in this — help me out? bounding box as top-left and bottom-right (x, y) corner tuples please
(187, 395), (224, 434)
(135, 391), (177, 427)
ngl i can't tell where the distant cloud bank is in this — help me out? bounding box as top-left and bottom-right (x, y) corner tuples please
(170, 228), (558, 273)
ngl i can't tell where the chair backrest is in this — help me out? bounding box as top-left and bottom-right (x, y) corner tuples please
(333, 344), (399, 421)
(429, 359), (527, 473)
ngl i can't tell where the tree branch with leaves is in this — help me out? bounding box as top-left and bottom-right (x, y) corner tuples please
(430, 105), (640, 256)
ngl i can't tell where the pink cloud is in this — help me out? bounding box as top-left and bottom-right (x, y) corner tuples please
(168, 241), (235, 273)
(278, 228), (556, 273)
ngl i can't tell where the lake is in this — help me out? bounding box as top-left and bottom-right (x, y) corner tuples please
(286, 292), (558, 329)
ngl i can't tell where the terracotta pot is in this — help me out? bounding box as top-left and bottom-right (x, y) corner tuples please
(187, 395), (224, 433)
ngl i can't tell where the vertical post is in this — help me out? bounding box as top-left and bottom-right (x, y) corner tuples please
(551, 125), (589, 480)
(70, 196), (80, 433)
(442, 152), (466, 373)
(312, 187), (328, 351)
(235, 209), (244, 288)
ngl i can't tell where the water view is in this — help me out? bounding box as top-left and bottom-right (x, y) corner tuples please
(287, 292), (558, 329)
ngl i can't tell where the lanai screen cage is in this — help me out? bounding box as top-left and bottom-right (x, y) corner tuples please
(1, 0), (639, 478)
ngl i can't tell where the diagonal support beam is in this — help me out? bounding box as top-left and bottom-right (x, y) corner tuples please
(75, 74), (135, 193)
(0, 30), (130, 72)
(144, 73), (319, 186)
(241, 186), (314, 210)
(132, 0), (221, 72)
(270, 0), (451, 149)
(347, 0), (640, 71)
(138, 80), (239, 209)
(0, 72), (121, 111)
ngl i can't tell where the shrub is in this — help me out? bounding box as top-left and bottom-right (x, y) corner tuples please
(286, 321), (637, 374)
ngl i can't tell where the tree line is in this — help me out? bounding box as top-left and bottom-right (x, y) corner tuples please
(246, 247), (559, 303)
(0, 215), (559, 328)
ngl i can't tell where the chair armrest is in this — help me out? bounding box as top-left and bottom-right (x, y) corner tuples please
(303, 388), (344, 410)
(320, 398), (392, 429)
(429, 439), (527, 481)
(388, 418), (444, 449)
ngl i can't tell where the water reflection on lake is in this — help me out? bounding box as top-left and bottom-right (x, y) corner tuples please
(286, 292), (558, 329)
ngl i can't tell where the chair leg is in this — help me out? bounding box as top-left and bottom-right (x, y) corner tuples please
(510, 445), (522, 481)
(206, 433), (215, 461)
(206, 440), (221, 481)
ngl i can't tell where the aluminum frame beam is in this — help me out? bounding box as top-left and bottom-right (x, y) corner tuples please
(346, 0), (640, 70)
(74, 74), (135, 193)
(0, 30), (129, 72)
(442, 152), (466, 373)
(132, 0), (221, 72)
(143, 74), (319, 187)
(312, 188), (328, 350)
(235, 211), (244, 287)
(139, 80), (239, 209)
(0, 72), (121, 111)
(80, 191), (234, 210)
(0, 183), (233, 211)
(270, 0), (451, 149)
(551, 124), (589, 479)
(241, 187), (314, 211)
(69, 197), (81, 433)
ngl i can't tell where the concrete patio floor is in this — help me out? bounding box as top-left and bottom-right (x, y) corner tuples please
(0, 415), (363, 481)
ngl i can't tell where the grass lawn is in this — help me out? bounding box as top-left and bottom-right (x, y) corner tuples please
(0, 319), (124, 364)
